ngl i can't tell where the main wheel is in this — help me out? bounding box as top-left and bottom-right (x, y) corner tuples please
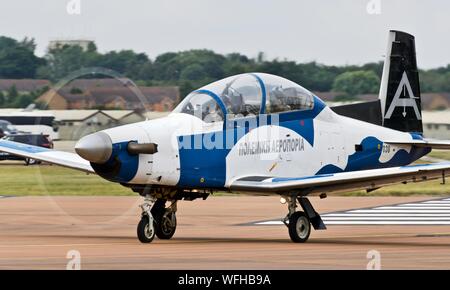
(155, 211), (177, 240)
(25, 158), (37, 166)
(288, 211), (311, 243)
(137, 216), (155, 243)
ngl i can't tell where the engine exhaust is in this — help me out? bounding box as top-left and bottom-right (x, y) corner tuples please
(127, 142), (158, 155)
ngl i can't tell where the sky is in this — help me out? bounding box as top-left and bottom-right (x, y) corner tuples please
(0, 0), (449, 69)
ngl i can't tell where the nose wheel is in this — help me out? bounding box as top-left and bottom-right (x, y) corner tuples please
(137, 196), (178, 243)
(137, 215), (156, 243)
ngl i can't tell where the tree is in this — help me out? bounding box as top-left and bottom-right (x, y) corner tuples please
(70, 87), (83, 94)
(40, 44), (152, 81)
(43, 45), (91, 81)
(97, 50), (150, 77)
(0, 36), (45, 78)
(180, 64), (207, 81)
(9, 93), (35, 108)
(332, 70), (380, 97)
(0, 91), (5, 106)
(153, 50), (225, 81)
(6, 85), (18, 103)
(3, 34), (450, 102)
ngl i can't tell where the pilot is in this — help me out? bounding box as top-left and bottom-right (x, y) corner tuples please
(203, 102), (223, 123)
(270, 86), (290, 112)
(222, 87), (245, 116)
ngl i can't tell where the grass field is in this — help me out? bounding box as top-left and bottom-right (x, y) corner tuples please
(428, 150), (450, 161)
(341, 179), (449, 196)
(0, 164), (132, 196)
(0, 149), (449, 196)
(341, 150), (450, 196)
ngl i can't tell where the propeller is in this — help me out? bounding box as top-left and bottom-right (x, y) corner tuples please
(75, 132), (112, 163)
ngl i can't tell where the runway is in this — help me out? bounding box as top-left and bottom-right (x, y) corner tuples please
(1, 195), (450, 269)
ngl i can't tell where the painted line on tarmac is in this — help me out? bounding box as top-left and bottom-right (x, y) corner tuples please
(252, 197), (450, 226)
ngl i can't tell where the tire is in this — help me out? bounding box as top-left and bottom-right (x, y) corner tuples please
(155, 212), (177, 240)
(288, 211), (311, 243)
(25, 158), (37, 166)
(137, 216), (155, 243)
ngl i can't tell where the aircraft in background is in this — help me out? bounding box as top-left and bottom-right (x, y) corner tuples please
(0, 30), (449, 243)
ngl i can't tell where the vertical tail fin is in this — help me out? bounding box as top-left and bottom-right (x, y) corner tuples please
(379, 30), (423, 133)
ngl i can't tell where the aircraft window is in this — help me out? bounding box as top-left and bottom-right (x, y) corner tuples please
(176, 92), (224, 123)
(264, 76), (314, 113)
(219, 74), (262, 118)
(174, 73), (315, 121)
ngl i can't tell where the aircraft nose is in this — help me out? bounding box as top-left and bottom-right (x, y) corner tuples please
(75, 131), (113, 163)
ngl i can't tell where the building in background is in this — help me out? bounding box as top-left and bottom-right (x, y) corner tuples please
(422, 93), (450, 111)
(102, 110), (145, 125)
(0, 109), (57, 140)
(48, 39), (94, 51)
(51, 110), (113, 140)
(0, 108), (169, 140)
(422, 110), (450, 140)
(36, 79), (179, 112)
(51, 109), (169, 140)
(0, 79), (50, 94)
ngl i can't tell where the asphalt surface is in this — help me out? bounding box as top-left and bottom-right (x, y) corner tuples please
(1, 195), (450, 269)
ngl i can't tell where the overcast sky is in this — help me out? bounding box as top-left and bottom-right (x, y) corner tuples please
(1, 0), (449, 68)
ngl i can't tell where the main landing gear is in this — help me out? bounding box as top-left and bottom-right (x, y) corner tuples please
(282, 195), (327, 243)
(137, 196), (178, 243)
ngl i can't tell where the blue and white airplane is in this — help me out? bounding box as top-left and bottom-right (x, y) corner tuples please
(1, 31), (449, 243)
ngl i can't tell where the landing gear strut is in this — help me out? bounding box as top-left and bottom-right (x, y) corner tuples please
(282, 195), (326, 243)
(137, 196), (178, 243)
(137, 196), (156, 243)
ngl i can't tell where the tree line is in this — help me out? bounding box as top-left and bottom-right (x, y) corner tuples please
(1, 35), (450, 103)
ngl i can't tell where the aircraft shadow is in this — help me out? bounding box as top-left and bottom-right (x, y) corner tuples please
(22, 234), (450, 247)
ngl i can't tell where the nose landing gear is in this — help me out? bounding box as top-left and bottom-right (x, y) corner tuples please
(137, 215), (155, 243)
(137, 196), (178, 243)
(137, 195), (156, 243)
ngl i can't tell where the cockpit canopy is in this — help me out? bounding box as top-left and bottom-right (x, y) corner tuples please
(174, 73), (315, 122)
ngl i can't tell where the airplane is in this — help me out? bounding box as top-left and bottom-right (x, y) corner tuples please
(0, 30), (449, 243)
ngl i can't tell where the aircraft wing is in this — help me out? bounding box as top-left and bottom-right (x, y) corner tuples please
(230, 163), (450, 195)
(0, 140), (94, 173)
(385, 139), (450, 150)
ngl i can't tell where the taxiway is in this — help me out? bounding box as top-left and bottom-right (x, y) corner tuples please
(1, 195), (450, 269)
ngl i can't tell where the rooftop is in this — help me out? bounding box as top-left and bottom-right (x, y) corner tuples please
(422, 110), (450, 124)
(0, 79), (50, 92)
